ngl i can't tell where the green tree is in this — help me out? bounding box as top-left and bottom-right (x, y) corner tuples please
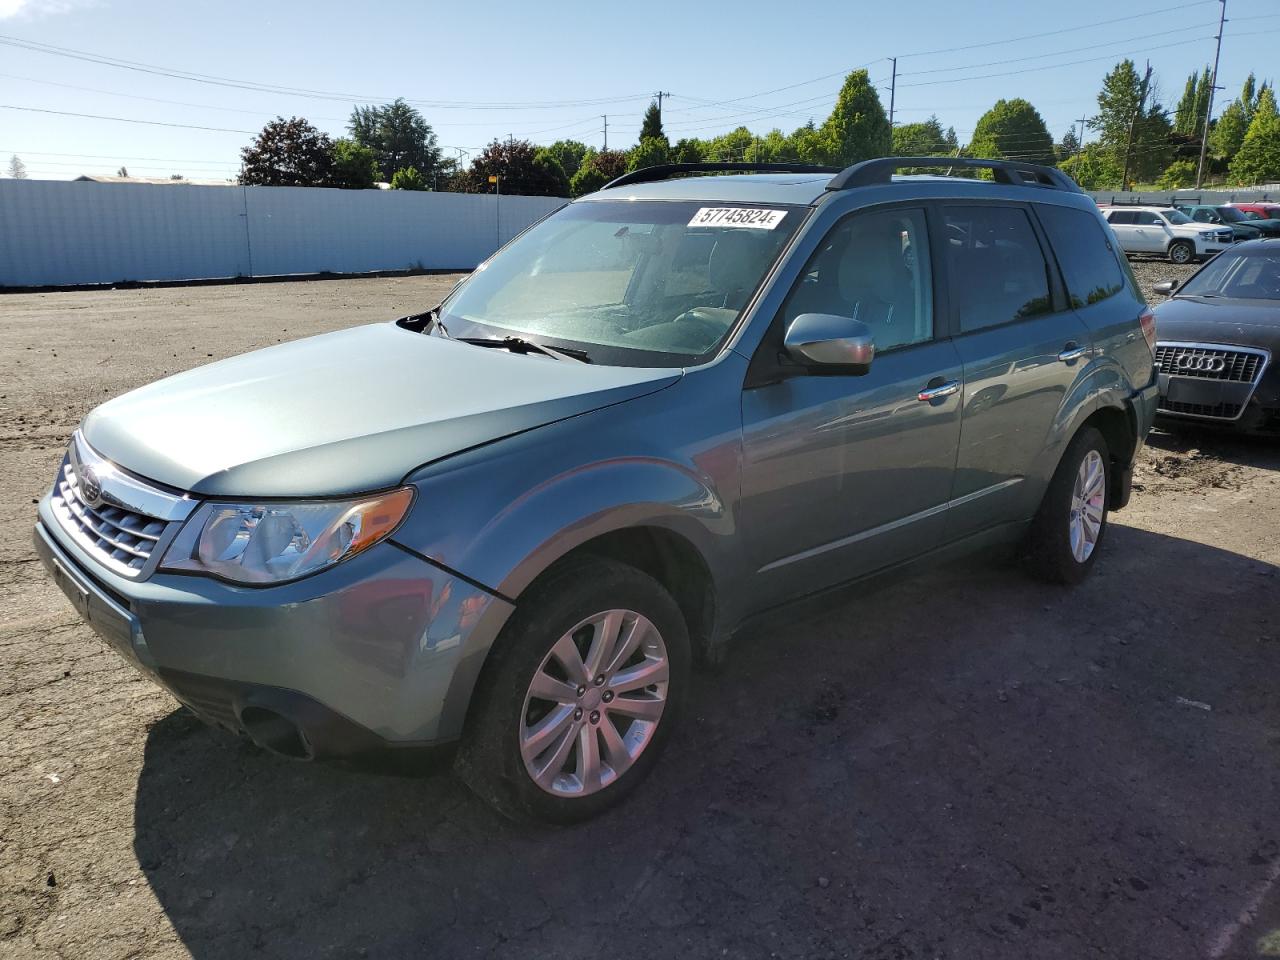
(455, 139), (568, 196)
(348, 99), (443, 183)
(330, 138), (379, 189)
(1173, 71), (1200, 135)
(703, 126), (756, 161)
(789, 120), (835, 165)
(969, 98), (1055, 167)
(390, 166), (427, 190)
(892, 115), (950, 156)
(670, 138), (705, 164)
(1088, 60), (1172, 185)
(628, 136), (670, 171)
(1056, 126), (1081, 161)
(639, 100), (665, 142)
(1229, 87), (1280, 186)
(544, 140), (589, 180)
(7, 154), (27, 179)
(1059, 146), (1123, 190)
(532, 149), (571, 195)
(568, 150), (628, 196)
(820, 69), (890, 166)
(1210, 101), (1249, 161)
(1156, 158), (1198, 189)
(748, 129), (799, 162)
(240, 116), (335, 187)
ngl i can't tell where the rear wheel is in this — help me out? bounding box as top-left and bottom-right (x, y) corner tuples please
(1168, 239), (1195, 264)
(1027, 427), (1110, 584)
(456, 558), (689, 822)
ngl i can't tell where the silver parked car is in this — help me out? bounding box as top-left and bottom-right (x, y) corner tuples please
(36, 157), (1159, 821)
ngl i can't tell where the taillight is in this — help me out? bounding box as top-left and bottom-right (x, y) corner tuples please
(1139, 309), (1157, 355)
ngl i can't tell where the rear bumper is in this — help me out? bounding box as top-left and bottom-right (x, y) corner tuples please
(35, 498), (516, 751)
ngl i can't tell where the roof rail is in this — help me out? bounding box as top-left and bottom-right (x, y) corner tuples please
(601, 162), (842, 191)
(826, 156), (1083, 193)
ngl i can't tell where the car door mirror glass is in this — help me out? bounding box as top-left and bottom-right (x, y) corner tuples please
(783, 313), (875, 373)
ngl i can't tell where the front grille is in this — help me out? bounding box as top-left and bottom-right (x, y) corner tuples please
(1158, 398), (1243, 419)
(1154, 344), (1265, 383)
(50, 459), (168, 577)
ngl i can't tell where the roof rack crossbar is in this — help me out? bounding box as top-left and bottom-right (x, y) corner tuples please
(601, 162), (842, 191)
(825, 156), (1083, 193)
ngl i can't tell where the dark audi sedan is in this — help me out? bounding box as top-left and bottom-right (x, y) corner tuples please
(1153, 239), (1280, 433)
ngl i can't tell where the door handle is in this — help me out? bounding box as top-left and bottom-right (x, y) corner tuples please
(1058, 342), (1088, 364)
(917, 379), (961, 402)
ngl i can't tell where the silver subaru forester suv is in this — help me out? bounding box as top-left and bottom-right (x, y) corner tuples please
(36, 158), (1159, 821)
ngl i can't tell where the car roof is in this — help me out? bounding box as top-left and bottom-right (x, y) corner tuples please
(579, 171), (1101, 209)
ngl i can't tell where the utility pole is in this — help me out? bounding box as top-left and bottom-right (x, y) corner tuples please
(653, 90), (671, 129)
(1075, 116), (1088, 155)
(888, 57), (897, 128)
(1121, 61), (1153, 191)
(602, 115), (609, 151)
(1196, 0), (1228, 188)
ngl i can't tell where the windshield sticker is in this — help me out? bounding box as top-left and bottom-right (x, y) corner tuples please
(687, 207), (787, 230)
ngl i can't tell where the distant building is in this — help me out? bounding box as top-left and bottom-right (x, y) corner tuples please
(73, 175), (237, 186)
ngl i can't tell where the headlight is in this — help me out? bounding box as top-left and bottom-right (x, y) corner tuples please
(1198, 231), (1215, 241)
(160, 487), (414, 585)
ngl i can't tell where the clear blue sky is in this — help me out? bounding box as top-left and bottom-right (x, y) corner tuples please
(1, 0), (1277, 181)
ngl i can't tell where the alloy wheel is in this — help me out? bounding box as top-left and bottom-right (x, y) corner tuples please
(519, 609), (669, 797)
(1068, 449), (1106, 563)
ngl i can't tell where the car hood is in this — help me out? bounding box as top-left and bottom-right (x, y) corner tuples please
(1154, 297), (1280, 351)
(82, 323), (681, 497)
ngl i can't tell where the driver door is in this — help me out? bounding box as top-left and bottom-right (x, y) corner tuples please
(739, 206), (963, 611)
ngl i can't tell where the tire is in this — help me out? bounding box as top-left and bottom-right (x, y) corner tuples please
(1027, 426), (1110, 585)
(455, 557), (690, 823)
(1168, 240), (1195, 265)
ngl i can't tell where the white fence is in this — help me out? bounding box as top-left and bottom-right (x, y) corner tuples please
(0, 180), (566, 288)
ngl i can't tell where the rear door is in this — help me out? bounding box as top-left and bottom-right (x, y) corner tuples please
(1104, 210), (1147, 253)
(938, 202), (1093, 540)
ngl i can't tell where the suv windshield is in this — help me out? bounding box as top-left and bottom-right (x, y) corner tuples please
(439, 199), (805, 366)
(1179, 250), (1280, 301)
(1161, 209), (1194, 225)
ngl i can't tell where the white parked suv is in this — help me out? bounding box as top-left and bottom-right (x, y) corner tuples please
(1099, 205), (1234, 264)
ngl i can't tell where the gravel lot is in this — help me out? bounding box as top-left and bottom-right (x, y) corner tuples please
(4, 264), (1280, 960)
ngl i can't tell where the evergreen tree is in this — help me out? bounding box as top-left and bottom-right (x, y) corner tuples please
(627, 136), (670, 171)
(639, 101), (665, 142)
(1057, 127), (1081, 160)
(348, 99), (444, 183)
(1173, 71), (1199, 135)
(820, 69), (891, 166)
(1088, 60), (1172, 185)
(7, 154), (27, 179)
(1211, 101), (1249, 161)
(892, 115), (949, 156)
(1229, 87), (1280, 186)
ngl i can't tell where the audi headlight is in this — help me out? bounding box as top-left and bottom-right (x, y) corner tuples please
(160, 487), (415, 585)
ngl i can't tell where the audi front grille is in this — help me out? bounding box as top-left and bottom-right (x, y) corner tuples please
(1154, 343), (1266, 383)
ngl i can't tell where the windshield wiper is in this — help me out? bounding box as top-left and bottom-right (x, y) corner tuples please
(457, 336), (590, 363)
(396, 305), (450, 338)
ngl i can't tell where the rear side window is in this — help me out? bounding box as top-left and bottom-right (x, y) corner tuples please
(943, 205), (1052, 333)
(1107, 210), (1137, 225)
(1036, 205), (1126, 308)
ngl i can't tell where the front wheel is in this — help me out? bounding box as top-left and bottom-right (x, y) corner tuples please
(456, 558), (690, 822)
(1168, 239), (1195, 264)
(1027, 427), (1110, 584)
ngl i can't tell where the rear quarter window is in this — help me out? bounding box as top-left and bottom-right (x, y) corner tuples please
(1036, 205), (1127, 308)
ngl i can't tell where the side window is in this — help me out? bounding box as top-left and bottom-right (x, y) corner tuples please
(943, 205), (1053, 334)
(1107, 210), (1136, 225)
(1035, 204), (1126, 308)
(1192, 209), (1213, 222)
(779, 207), (934, 352)
(1137, 211), (1162, 226)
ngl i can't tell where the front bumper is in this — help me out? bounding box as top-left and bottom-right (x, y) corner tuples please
(1155, 360), (1279, 433)
(35, 496), (515, 755)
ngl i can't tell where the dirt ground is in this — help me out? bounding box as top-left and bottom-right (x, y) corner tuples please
(3, 267), (1280, 960)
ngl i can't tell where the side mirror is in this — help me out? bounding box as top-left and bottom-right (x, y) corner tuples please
(1152, 280), (1179, 295)
(783, 313), (875, 374)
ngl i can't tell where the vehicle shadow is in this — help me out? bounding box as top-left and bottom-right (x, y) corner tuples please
(134, 524), (1280, 960)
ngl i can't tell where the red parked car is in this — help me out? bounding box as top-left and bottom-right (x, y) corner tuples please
(1229, 202), (1280, 220)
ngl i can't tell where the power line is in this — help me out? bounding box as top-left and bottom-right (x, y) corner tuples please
(0, 104), (255, 133)
(0, 33), (650, 110)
